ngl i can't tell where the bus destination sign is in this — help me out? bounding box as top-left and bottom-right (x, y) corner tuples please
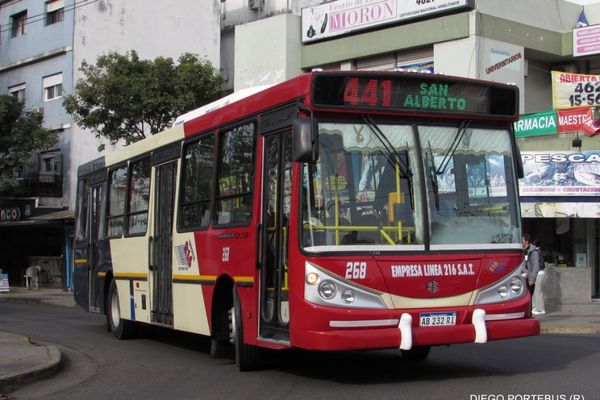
(312, 74), (518, 118)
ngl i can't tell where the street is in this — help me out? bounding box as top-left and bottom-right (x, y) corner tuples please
(1, 301), (598, 400)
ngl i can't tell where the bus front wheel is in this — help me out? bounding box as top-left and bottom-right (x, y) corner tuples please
(232, 288), (261, 371)
(107, 279), (136, 339)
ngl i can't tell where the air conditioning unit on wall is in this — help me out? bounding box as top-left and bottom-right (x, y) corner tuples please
(31, 106), (44, 116)
(248, 0), (263, 10)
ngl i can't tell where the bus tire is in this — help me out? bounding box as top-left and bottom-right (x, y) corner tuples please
(401, 345), (431, 361)
(107, 279), (136, 339)
(232, 288), (261, 371)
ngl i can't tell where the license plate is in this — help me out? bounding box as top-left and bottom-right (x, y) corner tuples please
(419, 312), (457, 327)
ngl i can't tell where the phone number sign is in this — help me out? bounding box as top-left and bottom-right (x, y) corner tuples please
(552, 70), (600, 109)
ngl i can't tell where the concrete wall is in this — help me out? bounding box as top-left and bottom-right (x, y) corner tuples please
(0, 0), (74, 120)
(0, 0), (75, 208)
(234, 13), (302, 90)
(67, 0), (221, 208)
(545, 266), (592, 307)
(0, 0), (74, 66)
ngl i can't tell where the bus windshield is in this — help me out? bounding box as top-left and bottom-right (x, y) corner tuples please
(301, 120), (521, 251)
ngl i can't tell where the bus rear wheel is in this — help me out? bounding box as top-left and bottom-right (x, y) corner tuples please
(401, 345), (431, 361)
(107, 279), (136, 339)
(232, 288), (261, 371)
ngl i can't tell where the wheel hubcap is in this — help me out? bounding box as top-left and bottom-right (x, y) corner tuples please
(111, 286), (120, 328)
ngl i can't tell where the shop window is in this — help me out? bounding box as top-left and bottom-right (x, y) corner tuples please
(179, 134), (214, 230)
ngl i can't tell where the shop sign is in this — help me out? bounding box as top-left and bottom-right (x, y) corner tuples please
(519, 151), (600, 197)
(573, 24), (600, 57)
(0, 199), (34, 222)
(551, 70), (600, 109)
(485, 51), (522, 75)
(395, 61), (434, 73)
(556, 107), (600, 136)
(0, 207), (21, 222)
(514, 110), (558, 138)
(521, 202), (600, 218)
(301, 0), (473, 43)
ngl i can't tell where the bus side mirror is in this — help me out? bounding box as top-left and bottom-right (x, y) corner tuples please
(293, 118), (319, 163)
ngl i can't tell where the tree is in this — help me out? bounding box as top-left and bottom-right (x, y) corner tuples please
(0, 95), (59, 192)
(63, 51), (224, 146)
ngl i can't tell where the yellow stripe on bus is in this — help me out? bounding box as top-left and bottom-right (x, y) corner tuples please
(114, 272), (148, 280)
(233, 276), (254, 284)
(172, 274), (217, 283)
(98, 272), (107, 278)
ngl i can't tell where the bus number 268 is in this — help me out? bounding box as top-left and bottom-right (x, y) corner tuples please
(345, 262), (367, 279)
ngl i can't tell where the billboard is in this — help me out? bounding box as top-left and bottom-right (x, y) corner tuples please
(301, 0), (473, 43)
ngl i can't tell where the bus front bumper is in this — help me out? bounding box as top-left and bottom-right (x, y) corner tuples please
(292, 313), (540, 351)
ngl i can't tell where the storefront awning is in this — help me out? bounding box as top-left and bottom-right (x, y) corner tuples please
(0, 209), (74, 227)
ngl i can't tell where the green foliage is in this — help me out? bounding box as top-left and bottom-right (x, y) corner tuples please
(0, 95), (59, 191)
(63, 51), (224, 145)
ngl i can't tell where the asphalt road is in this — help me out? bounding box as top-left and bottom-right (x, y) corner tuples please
(1, 302), (598, 400)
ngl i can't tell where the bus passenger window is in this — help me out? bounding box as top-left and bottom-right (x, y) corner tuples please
(106, 165), (128, 237)
(127, 157), (151, 235)
(180, 134), (214, 230)
(215, 123), (256, 226)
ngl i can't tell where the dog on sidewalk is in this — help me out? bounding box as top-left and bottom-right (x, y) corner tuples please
(25, 265), (41, 290)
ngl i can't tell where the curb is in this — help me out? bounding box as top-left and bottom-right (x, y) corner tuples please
(0, 337), (63, 393)
(541, 326), (600, 334)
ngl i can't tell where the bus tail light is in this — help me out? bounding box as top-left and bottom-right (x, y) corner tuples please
(304, 262), (388, 309)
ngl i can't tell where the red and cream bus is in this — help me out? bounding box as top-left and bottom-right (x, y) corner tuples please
(74, 71), (539, 371)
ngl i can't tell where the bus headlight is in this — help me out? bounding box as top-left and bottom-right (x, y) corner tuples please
(318, 280), (337, 300)
(304, 262), (387, 309)
(341, 289), (356, 304)
(497, 286), (508, 299)
(510, 277), (523, 294)
(475, 262), (527, 305)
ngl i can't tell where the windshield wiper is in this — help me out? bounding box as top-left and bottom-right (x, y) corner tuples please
(362, 115), (414, 210)
(436, 120), (471, 176)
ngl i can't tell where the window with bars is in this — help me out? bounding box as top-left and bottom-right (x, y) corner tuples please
(11, 11), (27, 38)
(46, 0), (64, 25)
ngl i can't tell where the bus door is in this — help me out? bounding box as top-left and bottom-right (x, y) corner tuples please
(260, 132), (293, 340)
(74, 174), (105, 312)
(150, 160), (177, 326)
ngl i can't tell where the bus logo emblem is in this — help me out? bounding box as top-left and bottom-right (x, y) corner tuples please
(426, 280), (439, 293)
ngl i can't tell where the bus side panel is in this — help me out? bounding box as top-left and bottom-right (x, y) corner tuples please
(110, 236), (150, 322)
(73, 240), (89, 311)
(171, 230), (210, 335)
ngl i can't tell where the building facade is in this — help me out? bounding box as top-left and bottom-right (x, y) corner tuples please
(1, 0), (599, 304)
(220, 0), (600, 305)
(0, 0), (220, 287)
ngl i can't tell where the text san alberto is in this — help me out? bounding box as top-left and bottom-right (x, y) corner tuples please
(391, 263), (475, 278)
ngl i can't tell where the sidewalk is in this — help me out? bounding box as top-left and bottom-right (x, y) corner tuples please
(0, 287), (599, 393)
